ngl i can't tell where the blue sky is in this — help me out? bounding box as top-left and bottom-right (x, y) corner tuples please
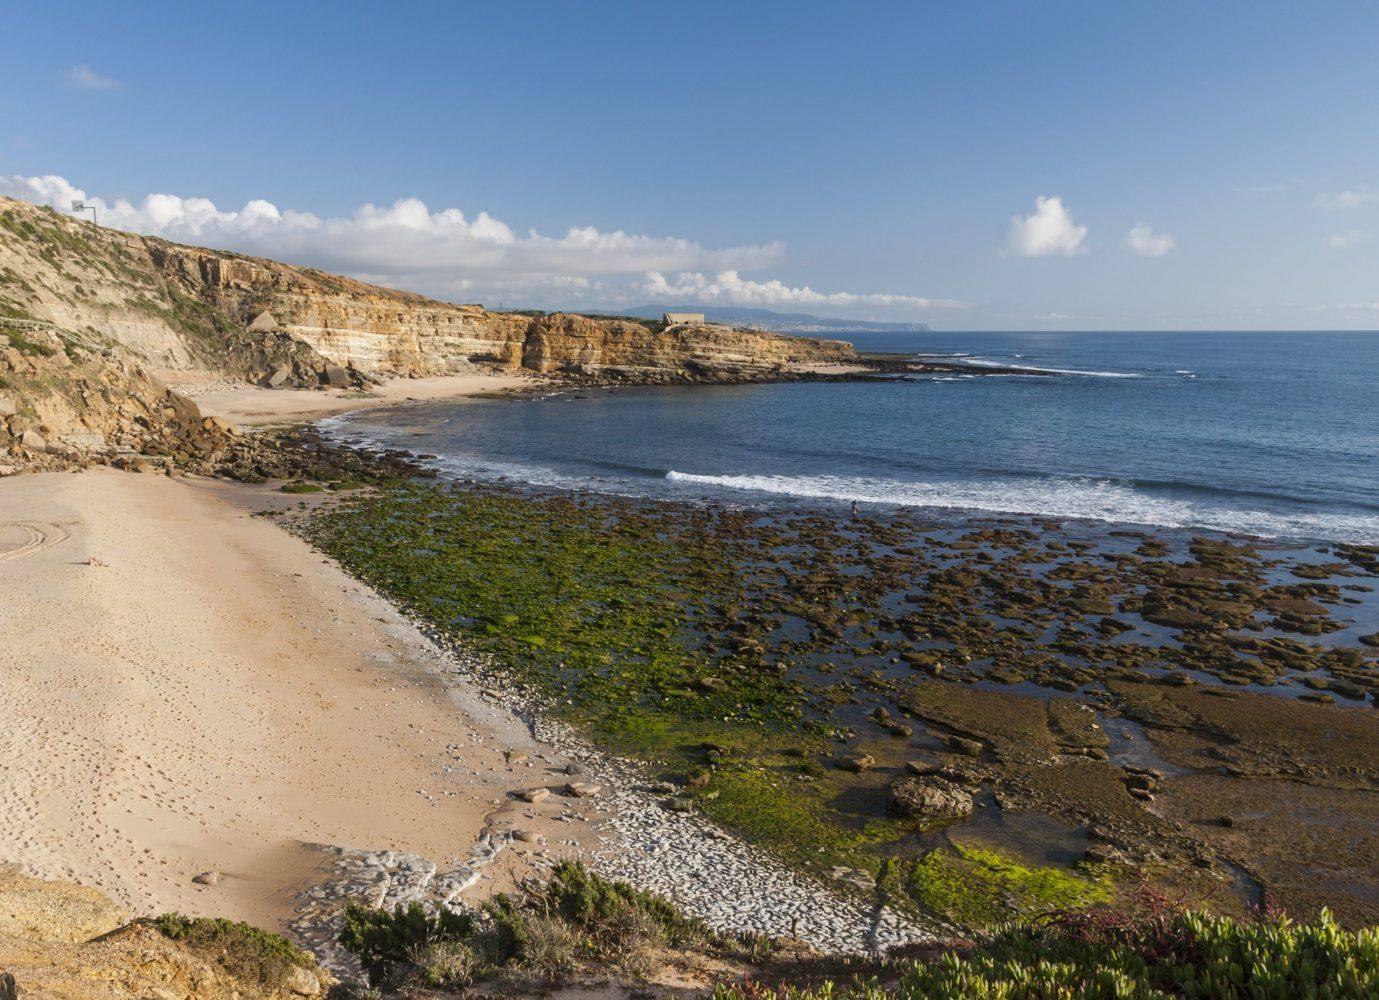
(2, 1), (1378, 329)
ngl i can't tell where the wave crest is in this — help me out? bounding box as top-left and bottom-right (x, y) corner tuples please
(664, 471), (1379, 543)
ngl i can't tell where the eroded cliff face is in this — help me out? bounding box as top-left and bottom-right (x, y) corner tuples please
(0, 197), (855, 387)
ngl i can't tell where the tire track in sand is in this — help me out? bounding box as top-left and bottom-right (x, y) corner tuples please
(0, 521), (71, 563)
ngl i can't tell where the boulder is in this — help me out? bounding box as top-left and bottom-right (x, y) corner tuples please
(19, 430), (45, 452)
(0, 865), (127, 944)
(517, 787), (550, 803)
(836, 753), (876, 773)
(887, 776), (974, 820)
(322, 364), (352, 387)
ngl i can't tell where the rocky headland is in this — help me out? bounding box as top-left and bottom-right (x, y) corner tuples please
(0, 195), (863, 477)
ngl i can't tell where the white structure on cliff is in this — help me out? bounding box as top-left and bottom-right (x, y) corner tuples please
(662, 312), (705, 326)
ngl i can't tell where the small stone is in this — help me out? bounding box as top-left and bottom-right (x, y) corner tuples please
(505, 749), (530, 765)
(191, 871), (220, 886)
(517, 787), (550, 803)
(564, 761), (584, 776)
(563, 781), (602, 798)
(947, 735), (984, 757)
(836, 753), (875, 773)
(511, 829), (543, 844)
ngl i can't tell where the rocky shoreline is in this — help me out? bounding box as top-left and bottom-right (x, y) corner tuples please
(271, 431), (1379, 939)
(274, 588), (941, 977)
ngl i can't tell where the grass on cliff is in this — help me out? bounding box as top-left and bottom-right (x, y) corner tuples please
(341, 859), (723, 990)
(154, 913), (316, 991)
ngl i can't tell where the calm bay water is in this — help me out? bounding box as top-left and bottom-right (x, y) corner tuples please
(327, 331), (1379, 544)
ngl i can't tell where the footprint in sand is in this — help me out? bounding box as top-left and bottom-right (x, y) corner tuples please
(0, 521), (71, 564)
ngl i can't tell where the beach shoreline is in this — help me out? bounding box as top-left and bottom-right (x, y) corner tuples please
(0, 462), (615, 937)
(172, 369), (542, 428)
(0, 371), (936, 965)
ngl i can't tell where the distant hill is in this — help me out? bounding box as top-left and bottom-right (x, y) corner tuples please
(616, 304), (932, 334)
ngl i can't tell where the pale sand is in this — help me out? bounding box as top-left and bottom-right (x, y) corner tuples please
(0, 468), (596, 931)
(179, 370), (538, 427)
(788, 362), (873, 376)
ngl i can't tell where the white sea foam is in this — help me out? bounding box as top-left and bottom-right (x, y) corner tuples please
(321, 411), (1378, 544)
(664, 471), (1379, 543)
(963, 358), (1142, 378)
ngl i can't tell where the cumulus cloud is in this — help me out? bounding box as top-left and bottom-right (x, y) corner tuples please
(0, 173), (952, 317)
(1328, 229), (1373, 250)
(1004, 196), (1087, 257)
(66, 64), (122, 91)
(1316, 185), (1379, 211)
(641, 270), (966, 311)
(1123, 223), (1175, 257)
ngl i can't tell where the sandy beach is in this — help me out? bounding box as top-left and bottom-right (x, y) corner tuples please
(0, 458), (596, 932)
(171, 370), (538, 428)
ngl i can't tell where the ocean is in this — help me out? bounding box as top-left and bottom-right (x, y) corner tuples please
(325, 331), (1379, 545)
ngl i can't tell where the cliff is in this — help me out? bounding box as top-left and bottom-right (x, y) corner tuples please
(0, 868), (331, 999)
(0, 197), (855, 388)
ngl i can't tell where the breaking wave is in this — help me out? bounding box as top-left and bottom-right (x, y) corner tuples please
(664, 470), (1379, 543)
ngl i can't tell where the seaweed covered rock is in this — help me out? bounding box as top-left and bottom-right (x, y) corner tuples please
(887, 776), (974, 820)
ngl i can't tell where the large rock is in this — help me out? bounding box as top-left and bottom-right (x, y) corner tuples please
(0, 865), (126, 944)
(321, 364), (352, 387)
(887, 776), (975, 820)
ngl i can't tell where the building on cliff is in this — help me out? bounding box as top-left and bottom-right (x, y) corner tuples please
(662, 312), (706, 326)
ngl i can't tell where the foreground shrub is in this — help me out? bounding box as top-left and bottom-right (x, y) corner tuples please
(339, 860), (713, 988)
(339, 900), (475, 981)
(154, 912), (315, 991)
(713, 907), (1379, 999)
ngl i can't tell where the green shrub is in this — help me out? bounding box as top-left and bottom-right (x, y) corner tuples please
(280, 481), (324, 493)
(154, 913), (314, 990)
(338, 861), (710, 988)
(541, 858), (708, 948)
(711, 908), (1379, 999)
(416, 939), (479, 988)
(339, 900), (474, 980)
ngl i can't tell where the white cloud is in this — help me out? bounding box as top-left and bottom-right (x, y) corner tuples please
(1316, 185), (1379, 211)
(66, 64), (122, 91)
(0, 173), (952, 318)
(1327, 229), (1372, 249)
(641, 270), (966, 311)
(1123, 223), (1175, 257)
(1004, 196), (1087, 257)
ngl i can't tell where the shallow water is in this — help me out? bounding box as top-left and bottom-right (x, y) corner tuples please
(330, 331), (1379, 544)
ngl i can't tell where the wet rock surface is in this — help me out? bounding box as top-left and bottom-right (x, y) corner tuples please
(288, 454), (1379, 929)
